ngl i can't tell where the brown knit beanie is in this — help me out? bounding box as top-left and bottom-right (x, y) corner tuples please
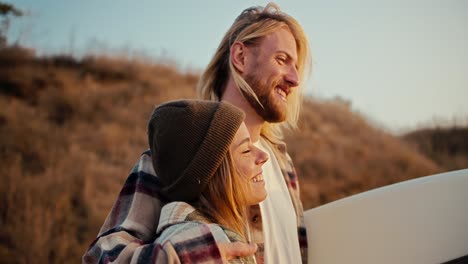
(147, 99), (245, 202)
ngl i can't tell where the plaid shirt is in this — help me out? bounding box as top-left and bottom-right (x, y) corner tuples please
(83, 139), (307, 263)
(148, 201), (255, 263)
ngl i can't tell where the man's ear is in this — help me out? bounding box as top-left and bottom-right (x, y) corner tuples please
(230, 41), (246, 73)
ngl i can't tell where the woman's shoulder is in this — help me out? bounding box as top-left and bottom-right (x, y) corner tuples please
(156, 202), (229, 242)
(158, 219), (231, 244)
(155, 205), (253, 263)
(154, 216), (231, 263)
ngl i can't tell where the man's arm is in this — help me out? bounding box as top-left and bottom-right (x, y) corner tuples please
(83, 151), (164, 263)
(82, 151), (257, 263)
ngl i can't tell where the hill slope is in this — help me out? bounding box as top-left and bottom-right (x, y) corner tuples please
(0, 46), (441, 263)
(402, 126), (468, 171)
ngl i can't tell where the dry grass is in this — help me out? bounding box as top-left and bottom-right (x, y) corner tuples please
(402, 126), (468, 171)
(0, 46), (197, 263)
(0, 46), (453, 263)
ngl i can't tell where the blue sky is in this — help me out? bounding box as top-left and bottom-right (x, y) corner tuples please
(7, 0), (468, 132)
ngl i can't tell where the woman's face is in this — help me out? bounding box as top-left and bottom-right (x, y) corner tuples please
(230, 122), (268, 205)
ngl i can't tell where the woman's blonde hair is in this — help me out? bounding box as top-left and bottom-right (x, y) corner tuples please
(195, 153), (250, 239)
(197, 3), (311, 143)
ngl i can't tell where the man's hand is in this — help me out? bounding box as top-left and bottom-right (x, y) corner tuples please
(218, 241), (257, 261)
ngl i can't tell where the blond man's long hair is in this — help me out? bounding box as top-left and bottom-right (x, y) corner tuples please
(197, 3), (311, 144)
(195, 153), (250, 239)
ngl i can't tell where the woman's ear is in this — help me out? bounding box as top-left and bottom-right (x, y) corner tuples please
(230, 41), (246, 73)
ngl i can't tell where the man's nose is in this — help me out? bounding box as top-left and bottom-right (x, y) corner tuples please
(285, 65), (299, 87)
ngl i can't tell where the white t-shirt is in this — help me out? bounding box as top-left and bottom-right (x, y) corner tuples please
(256, 140), (302, 264)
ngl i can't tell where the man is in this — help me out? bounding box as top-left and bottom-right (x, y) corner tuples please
(83, 3), (310, 263)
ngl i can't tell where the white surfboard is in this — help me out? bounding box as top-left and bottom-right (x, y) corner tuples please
(304, 169), (468, 264)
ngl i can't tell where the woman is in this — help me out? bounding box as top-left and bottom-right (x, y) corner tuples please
(144, 99), (268, 263)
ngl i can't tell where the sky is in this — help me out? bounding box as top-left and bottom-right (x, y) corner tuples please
(6, 0), (468, 133)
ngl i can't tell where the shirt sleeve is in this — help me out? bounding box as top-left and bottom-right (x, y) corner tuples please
(155, 222), (229, 264)
(150, 242), (182, 264)
(82, 150), (166, 263)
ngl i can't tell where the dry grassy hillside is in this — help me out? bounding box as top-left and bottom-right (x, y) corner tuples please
(0, 46), (442, 263)
(0, 46), (197, 263)
(402, 126), (468, 171)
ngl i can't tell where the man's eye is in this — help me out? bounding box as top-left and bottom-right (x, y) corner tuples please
(277, 57), (288, 65)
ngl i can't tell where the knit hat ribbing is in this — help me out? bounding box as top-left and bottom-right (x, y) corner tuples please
(147, 99), (245, 202)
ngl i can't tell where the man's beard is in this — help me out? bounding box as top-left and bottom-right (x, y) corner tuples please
(243, 73), (288, 123)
